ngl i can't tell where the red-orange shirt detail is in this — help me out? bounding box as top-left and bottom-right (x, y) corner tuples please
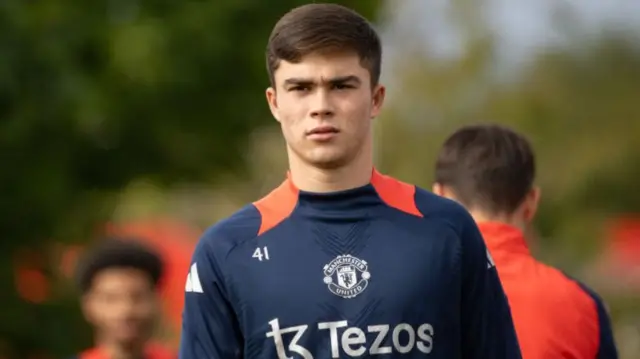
(78, 343), (174, 359)
(253, 169), (422, 235)
(479, 222), (614, 359)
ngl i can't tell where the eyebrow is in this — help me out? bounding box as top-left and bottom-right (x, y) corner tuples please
(283, 75), (362, 87)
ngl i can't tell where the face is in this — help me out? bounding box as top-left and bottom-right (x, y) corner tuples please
(82, 268), (159, 345)
(266, 52), (385, 169)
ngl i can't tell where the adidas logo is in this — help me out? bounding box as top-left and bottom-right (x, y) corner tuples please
(486, 248), (495, 269)
(185, 263), (203, 293)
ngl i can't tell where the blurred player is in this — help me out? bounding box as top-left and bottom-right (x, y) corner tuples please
(72, 238), (174, 359)
(432, 124), (618, 358)
(179, 4), (521, 359)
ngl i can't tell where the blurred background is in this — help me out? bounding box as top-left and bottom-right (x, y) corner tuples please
(1, 0), (638, 358)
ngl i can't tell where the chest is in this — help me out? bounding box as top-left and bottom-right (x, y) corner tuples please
(226, 218), (462, 331)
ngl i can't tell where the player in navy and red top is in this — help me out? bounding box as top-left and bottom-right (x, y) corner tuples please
(179, 4), (521, 359)
(432, 124), (618, 358)
(71, 239), (174, 359)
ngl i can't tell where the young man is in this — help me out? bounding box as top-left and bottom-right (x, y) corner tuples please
(432, 124), (618, 358)
(180, 4), (521, 359)
(73, 238), (174, 359)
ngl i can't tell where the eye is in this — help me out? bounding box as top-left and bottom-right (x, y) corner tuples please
(332, 83), (353, 90)
(290, 85), (310, 92)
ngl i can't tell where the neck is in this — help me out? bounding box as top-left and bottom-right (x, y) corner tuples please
(96, 336), (145, 359)
(287, 141), (374, 193)
(469, 210), (527, 232)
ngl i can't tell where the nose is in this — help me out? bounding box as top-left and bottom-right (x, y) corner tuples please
(114, 297), (136, 316)
(310, 89), (334, 119)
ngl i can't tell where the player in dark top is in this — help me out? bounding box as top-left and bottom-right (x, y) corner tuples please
(179, 3), (521, 359)
(72, 238), (174, 359)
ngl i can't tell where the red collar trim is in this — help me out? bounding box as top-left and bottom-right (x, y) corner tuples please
(477, 222), (531, 257)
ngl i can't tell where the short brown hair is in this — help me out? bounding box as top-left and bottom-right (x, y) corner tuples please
(266, 3), (381, 87)
(434, 124), (536, 215)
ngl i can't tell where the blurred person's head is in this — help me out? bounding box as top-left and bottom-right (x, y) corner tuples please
(265, 4), (385, 187)
(432, 124), (540, 229)
(76, 238), (163, 350)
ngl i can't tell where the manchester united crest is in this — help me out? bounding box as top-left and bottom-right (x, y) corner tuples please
(323, 254), (370, 298)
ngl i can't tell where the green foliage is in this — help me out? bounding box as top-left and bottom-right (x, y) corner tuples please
(376, 27), (640, 356)
(0, 1), (381, 357)
(378, 31), (640, 254)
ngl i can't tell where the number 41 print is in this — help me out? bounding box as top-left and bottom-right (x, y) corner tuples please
(252, 246), (270, 261)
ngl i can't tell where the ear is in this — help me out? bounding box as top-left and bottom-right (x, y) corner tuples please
(370, 84), (386, 119)
(80, 293), (96, 325)
(523, 186), (541, 222)
(265, 87), (280, 122)
(432, 182), (446, 197)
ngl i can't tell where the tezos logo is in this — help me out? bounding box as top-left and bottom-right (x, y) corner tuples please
(323, 254), (370, 298)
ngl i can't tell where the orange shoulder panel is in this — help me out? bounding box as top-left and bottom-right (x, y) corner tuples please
(253, 179), (299, 236)
(370, 170), (422, 217)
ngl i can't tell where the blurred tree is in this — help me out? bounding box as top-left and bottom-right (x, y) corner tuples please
(0, 1), (381, 357)
(377, 33), (640, 260)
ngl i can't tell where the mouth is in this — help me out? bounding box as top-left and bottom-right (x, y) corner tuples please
(306, 126), (340, 141)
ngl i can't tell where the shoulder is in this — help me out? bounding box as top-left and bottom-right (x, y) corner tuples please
(195, 204), (262, 260)
(70, 348), (101, 359)
(571, 278), (606, 306)
(372, 171), (471, 229)
(561, 272), (609, 316)
(145, 342), (177, 359)
(535, 268), (604, 330)
(564, 276), (618, 357)
(71, 348), (98, 359)
(71, 345), (175, 359)
(413, 186), (476, 236)
(545, 271), (607, 350)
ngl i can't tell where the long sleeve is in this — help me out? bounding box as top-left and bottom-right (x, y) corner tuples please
(179, 237), (243, 359)
(459, 213), (522, 358)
